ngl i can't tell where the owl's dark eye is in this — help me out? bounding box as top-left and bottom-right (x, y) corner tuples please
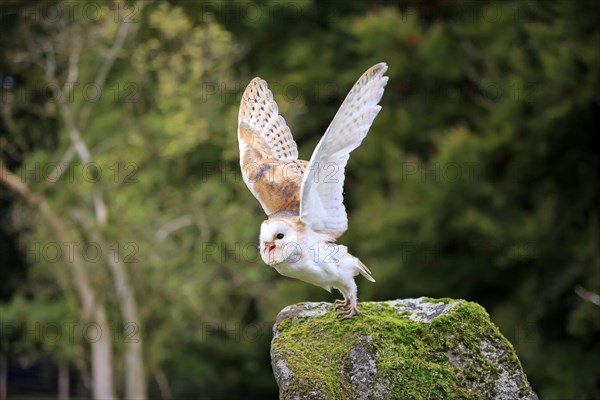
(276, 233), (285, 240)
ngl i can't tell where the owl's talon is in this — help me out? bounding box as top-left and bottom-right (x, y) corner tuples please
(339, 306), (362, 319)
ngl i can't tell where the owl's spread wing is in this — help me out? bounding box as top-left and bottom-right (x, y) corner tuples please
(299, 63), (388, 238)
(238, 78), (306, 216)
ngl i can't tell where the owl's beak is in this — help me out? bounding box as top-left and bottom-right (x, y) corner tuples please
(263, 241), (276, 253)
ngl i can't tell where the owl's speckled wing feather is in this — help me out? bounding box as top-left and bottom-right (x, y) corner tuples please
(300, 63), (388, 238)
(238, 78), (307, 216)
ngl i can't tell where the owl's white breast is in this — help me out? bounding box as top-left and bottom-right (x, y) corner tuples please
(272, 235), (349, 292)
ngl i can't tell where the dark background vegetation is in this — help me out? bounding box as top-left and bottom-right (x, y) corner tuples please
(1, 0), (598, 399)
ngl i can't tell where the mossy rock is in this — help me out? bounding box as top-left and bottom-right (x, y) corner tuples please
(270, 298), (538, 400)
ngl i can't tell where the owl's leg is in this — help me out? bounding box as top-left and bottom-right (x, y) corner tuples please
(334, 298), (350, 310)
(334, 290), (350, 310)
(338, 281), (362, 319)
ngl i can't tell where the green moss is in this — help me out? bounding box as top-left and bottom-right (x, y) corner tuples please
(272, 299), (527, 399)
(424, 297), (456, 304)
(272, 307), (372, 398)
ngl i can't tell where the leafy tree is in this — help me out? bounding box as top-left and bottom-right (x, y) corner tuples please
(203, 1), (600, 398)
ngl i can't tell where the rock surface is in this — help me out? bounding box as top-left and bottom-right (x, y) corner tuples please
(271, 297), (538, 400)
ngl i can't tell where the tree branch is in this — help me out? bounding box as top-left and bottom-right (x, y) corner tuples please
(45, 145), (76, 188)
(48, 41), (106, 226)
(0, 159), (38, 206)
(78, 19), (130, 130)
(154, 215), (195, 242)
(575, 286), (600, 307)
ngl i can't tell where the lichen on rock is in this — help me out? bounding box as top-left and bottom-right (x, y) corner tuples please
(270, 297), (538, 400)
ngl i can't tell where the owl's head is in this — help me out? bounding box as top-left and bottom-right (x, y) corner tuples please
(259, 219), (302, 266)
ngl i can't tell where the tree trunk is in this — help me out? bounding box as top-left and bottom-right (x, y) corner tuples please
(90, 307), (114, 399)
(0, 354), (6, 400)
(72, 213), (146, 399)
(58, 359), (69, 400)
(100, 241), (145, 399)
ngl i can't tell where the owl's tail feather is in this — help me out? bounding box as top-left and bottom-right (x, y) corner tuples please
(358, 260), (376, 283)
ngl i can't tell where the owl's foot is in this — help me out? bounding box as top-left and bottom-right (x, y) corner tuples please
(339, 306), (362, 319)
(334, 298), (350, 310)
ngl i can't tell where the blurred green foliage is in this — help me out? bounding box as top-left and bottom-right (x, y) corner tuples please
(1, 0), (599, 399)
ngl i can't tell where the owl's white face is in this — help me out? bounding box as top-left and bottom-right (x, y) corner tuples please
(259, 219), (301, 265)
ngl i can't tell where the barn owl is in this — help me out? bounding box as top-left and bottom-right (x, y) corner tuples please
(238, 63), (388, 318)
